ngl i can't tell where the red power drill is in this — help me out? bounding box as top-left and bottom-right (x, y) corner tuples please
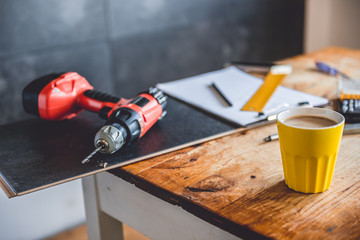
(22, 72), (167, 164)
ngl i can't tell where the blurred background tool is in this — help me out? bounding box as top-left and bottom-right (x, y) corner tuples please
(315, 61), (352, 79)
(336, 71), (360, 123)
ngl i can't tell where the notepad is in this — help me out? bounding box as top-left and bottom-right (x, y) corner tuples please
(157, 66), (328, 126)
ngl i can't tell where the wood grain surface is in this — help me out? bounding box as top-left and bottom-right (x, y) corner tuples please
(109, 47), (360, 239)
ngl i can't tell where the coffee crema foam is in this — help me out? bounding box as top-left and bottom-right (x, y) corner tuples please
(283, 115), (337, 128)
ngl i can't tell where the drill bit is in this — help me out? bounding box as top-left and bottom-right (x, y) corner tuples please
(82, 146), (103, 164)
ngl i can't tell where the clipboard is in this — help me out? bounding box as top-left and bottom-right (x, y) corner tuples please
(157, 66), (329, 126)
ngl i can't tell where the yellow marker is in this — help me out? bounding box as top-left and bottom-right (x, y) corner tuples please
(241, 64), (292, 112)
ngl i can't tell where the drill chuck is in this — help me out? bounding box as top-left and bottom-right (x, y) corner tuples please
(94, 125), (127, 154)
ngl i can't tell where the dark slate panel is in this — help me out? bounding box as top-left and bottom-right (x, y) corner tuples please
(0, 97), (235, 196)
(107, 0), (228, 39)
(111, 22), (230, 98)
(0, 0), (106, 57)
(0, 43), (113, 125)
(227, 0), (304, 62)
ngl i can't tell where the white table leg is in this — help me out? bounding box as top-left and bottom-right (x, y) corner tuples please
(96, 172), (241, 240)
(82, 175), (124, 240)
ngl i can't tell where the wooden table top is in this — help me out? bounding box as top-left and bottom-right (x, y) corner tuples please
(109, 47), (360, 240)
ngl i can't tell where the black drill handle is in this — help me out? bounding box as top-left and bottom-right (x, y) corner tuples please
(83, 90), (121, 104)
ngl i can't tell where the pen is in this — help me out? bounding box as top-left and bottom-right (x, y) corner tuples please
(263, 123), (360, 142)
(263, 133), (279, 142)
(315, 61), (352, 80)
(212, 82), (233, 107)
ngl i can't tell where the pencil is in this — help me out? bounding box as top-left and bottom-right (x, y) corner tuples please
(212, 82), (232, 107)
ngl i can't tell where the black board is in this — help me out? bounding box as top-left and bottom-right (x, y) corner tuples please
(0, 97), (237, 197)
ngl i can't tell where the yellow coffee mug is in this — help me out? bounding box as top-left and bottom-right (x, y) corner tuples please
(277, 108), (344, 193)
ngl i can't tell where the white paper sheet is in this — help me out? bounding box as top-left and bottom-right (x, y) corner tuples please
(157, 66), (328, 126)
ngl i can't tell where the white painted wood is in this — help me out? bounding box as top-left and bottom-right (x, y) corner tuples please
(82, 175), (124, 240)
(82, 175), (102, 240)
(96, 172), (242, 240)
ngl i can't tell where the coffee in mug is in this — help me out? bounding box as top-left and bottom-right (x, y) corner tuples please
(283, 115), (337, 128)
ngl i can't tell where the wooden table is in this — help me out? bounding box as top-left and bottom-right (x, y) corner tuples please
(82, 47), (360, 240)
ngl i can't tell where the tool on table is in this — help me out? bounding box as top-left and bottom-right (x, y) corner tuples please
(241, 64), (292, 112)
(336, 72), (360, 123)
(315, 61), (352, 80)
(337, 98), (360, 123)
(22, 72), (167, 164)
(315, 60), (360, 122)
(263, 123), (360, 142)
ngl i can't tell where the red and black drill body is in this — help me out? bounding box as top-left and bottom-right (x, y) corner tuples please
(22, 72), (167, 158)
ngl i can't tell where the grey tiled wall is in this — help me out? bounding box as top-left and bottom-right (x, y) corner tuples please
(0, 0), (304, 125)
